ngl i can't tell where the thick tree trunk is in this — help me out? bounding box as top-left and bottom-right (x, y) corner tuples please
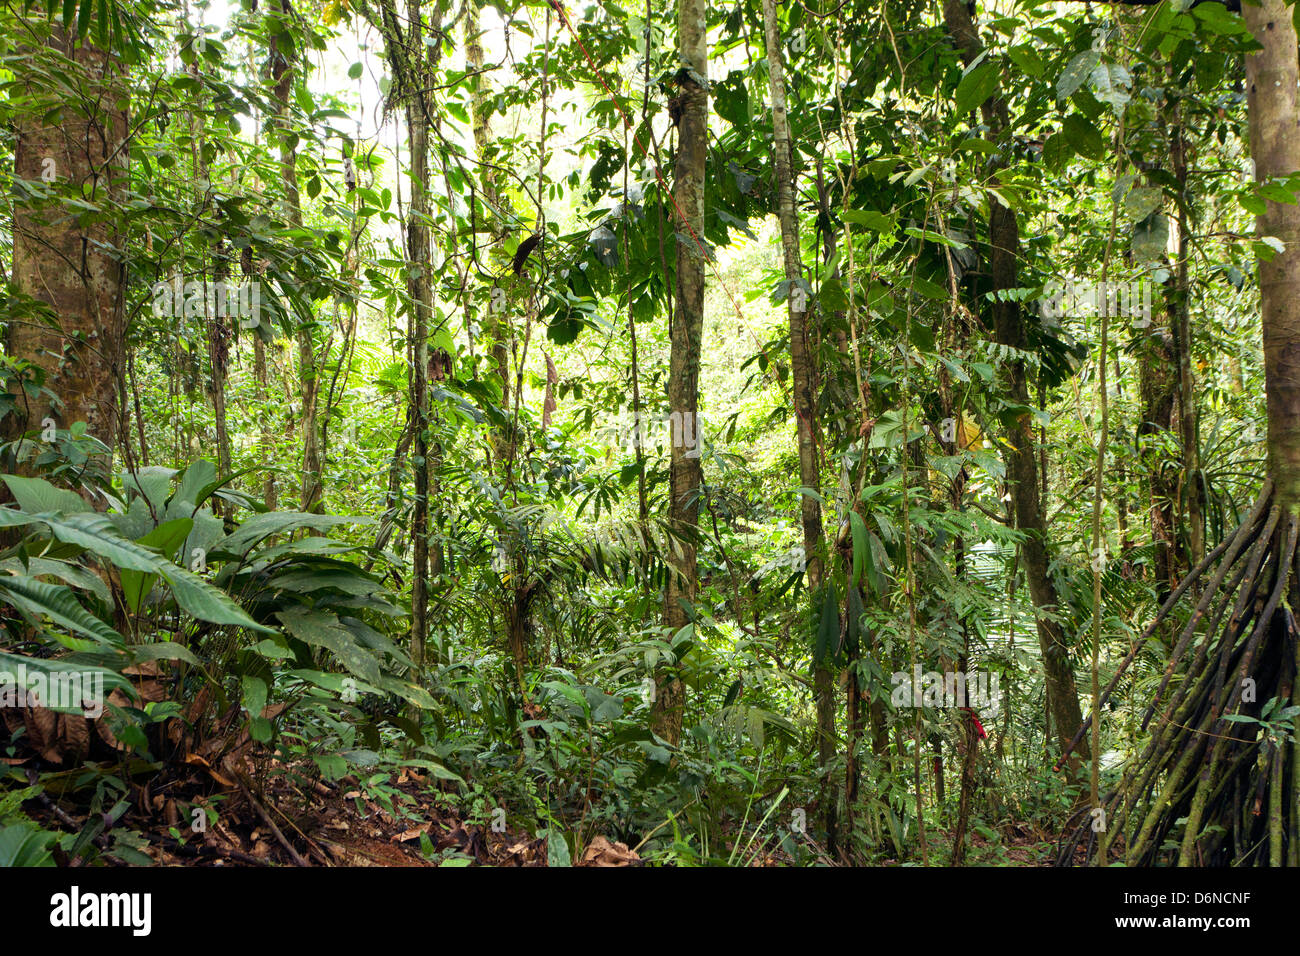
(653, 0), (708, 746)
(6, 22), (126, 468)
(1247, 0), (1300, 505)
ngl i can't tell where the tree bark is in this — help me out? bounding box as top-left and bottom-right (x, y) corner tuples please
(6, 20), (126, 471)
(253, 332), (277, 509)
(269, 0), (322, 512)
(760, 0), (837, 852)
(942, 0), (1087, 766)
(404, 0), (436, 676)
(1167, 110), (1205, 565)
(1139, 316), (1178, 597)
(1247, 0), (1300, 505)
(653, 0), (708, 746)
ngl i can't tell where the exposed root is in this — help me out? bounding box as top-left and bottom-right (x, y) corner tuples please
(1056, 481), (1300, 866)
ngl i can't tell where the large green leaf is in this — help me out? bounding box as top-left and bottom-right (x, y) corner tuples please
(0, 575), (124, 651)
(120, 518), (193, 613)
(0, 651), (133, 705)
(0, 556), (110, 604)
(813, 582), (840, 665)
(954, 57), (999, 116)
(2, 476), (89, 515)
(27, 512), (270, 632)
(276, 606), (381, 684)
(0, 824), (57, 867)
(214, 513), (370, 557)
(157, 563), (275, 633)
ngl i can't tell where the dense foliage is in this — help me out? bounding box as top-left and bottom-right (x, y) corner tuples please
(0, 0), (1297, 867)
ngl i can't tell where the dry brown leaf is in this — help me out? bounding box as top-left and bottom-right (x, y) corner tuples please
(392, 823), (430, 843)
(579, 835), (641, 867)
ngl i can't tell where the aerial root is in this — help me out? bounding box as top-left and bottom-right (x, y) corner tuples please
(1056, 482), (1300, 866)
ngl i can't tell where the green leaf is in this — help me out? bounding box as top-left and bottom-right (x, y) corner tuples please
(1089, 61), (1131, 113)
(312, 753), (348, 780)
(215, 513), (369, 558)
(843, 209), (894, 232)
(276, 606), (381, 684)
(1057, 49), (1102, 100)
(849, 510), (868, 588)
(129, 642), (199, 666)
(120, 518), (193, 614)
(0, 824), (57, 867)
(954, 58), (999, 116)
(723, 678), (742, 707)
(158, 562), (274, 632)
(813, 582), (839, 665)
(242, 675), (268, 719)
(1061, 114), (1105, 160)
(547, 829), (572, 867)
(0, 575), (123, 651)
(1132, 213), (1170, 262)
(1, 475), (89, 515)
(0, 652), (133, 706)
(0, 556), (110, 604)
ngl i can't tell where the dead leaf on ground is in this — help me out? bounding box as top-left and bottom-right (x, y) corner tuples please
(579, 835), (641, 867)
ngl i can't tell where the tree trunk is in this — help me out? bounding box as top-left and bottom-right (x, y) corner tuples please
(464, 0), (512, 441)
(1139, 312), (1178, 598)
(1248, 0), (1300, 505)
(1167, 113), (1205, 566)
(942, 0), (1087, 766)
(404, 0), (435, 676)
(654, 0), (708, 746)
(253, 332), (277, 508)
(6, 21), (126, 471)
(760, 0), (836, 851)
(269, 0), (321, 512)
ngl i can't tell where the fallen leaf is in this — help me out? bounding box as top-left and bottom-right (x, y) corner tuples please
(579, 835), (641, 867)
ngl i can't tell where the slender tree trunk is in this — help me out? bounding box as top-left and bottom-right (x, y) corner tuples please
(464, 0), (512, 434)
(269, 0), (322, 512)
(405, 0), (435, 676)
(253, 332), (277, 508)
(186, 44), (233, 491)
(942, 0), (1087, 766)
(1170, 121), (1206, 567)
(653, 0), (708, 746)
(206, 259), (233, 484)
(1139, 303), (1178, 598)
(1167, 108), (1205, 565)
(5, 20), (126, 471)
(760, 0), (836, 851)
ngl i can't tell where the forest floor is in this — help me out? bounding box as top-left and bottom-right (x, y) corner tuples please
(14, 751), (1062, 865)
(15, 756), (643, 867)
